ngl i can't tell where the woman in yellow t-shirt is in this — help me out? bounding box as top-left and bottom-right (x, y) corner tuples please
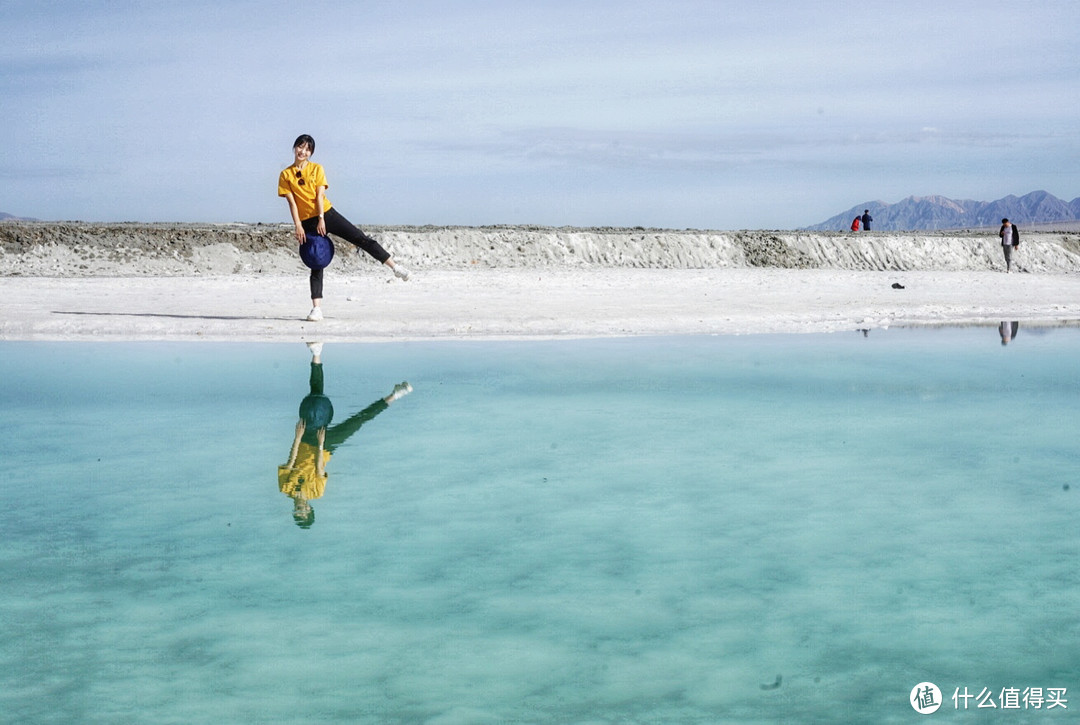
(278, 134), (411, 322)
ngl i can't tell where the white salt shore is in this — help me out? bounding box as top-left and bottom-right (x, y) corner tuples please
(3, 269), (1078, 342)
(1, 223), (1078, 341)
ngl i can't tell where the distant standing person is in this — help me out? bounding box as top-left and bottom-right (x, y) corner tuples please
(278, 134), (410, 322)
(861, 210), (873, 231)
(998, 218), (1019, 273)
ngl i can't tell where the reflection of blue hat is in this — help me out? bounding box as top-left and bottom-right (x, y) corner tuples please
(299, 233), (335, 270)
(299, 394), (334, 429)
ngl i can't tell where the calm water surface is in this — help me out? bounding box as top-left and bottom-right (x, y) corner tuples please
(1, 328), (1077, 724)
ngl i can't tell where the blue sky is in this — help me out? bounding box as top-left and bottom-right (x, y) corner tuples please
(2, 0), (1077, 229)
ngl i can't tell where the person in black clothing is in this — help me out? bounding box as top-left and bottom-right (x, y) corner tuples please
(998, 218), (1020, 272)
(861, 210), (873, 231)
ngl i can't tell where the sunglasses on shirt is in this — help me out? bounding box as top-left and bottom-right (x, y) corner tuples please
(294, 170), (305, 186)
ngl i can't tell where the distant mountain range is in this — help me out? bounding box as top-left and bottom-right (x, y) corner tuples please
(804, 190), (1080, 231)
(7, 193), (1080, 232)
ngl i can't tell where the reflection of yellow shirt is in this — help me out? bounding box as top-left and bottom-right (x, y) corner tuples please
(277, 162), (332, 221)
(278, 442), (330, 500)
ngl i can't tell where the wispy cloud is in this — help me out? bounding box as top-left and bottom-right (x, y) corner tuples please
(2, 0), (1078, 227)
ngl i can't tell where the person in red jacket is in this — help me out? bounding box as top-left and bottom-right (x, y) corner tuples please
(850, 216), (861, 231)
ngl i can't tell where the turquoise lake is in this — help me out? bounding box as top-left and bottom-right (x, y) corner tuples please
(1, 327), (1077, 723)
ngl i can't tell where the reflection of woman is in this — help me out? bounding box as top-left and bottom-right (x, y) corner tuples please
(278, 342), (412, 528)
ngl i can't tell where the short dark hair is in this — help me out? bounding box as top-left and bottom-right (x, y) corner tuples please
(1002, 218), (1009, 223)
(293, 508), (315, 528)
(293, 134), (316, 153)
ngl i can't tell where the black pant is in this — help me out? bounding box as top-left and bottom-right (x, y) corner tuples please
(302, 208), (391, 299)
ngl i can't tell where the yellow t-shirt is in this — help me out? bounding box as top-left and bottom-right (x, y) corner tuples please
(278, 442), (330, 501)
(278, 162), (333, 222)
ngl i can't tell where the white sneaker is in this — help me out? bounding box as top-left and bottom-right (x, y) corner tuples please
(388, 381), (413, 402)
(306, 341), (324, 356)
(306, 307), (323, 321)
(393, 265), (411, 281)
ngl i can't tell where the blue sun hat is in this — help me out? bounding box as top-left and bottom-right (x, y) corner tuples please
(299, 233), (335, 270)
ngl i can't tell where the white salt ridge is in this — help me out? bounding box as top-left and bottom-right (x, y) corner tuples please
(3, 222), (1080, 275)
